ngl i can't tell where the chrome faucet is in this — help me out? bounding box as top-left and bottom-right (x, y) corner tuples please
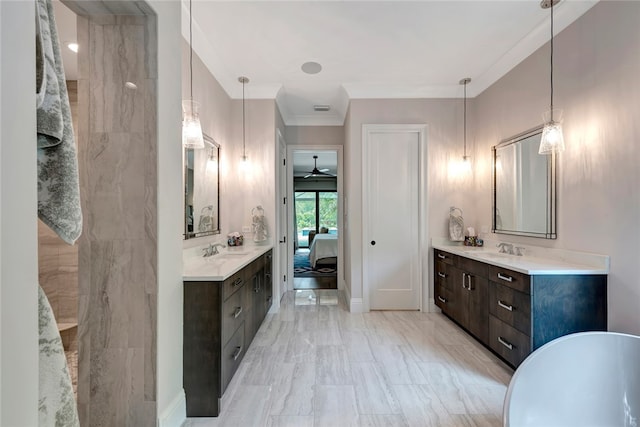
(497, 243), (514, 255)
(202, 243), (226, 257)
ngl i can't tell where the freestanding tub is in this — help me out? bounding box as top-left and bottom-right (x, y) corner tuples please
(503, 332), (640, 427)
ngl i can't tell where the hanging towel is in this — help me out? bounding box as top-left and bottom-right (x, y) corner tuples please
(449, 207), (465, 241)
(38, 286), (80, 427)
(36, 0), (82, 244)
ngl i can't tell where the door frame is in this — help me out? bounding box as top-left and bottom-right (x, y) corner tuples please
(287, 145), (345, 291)
(362, 124), (428, 312)
(274, 128), (287, 307)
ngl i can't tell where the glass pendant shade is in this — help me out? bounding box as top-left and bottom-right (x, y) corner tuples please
(539, 109), (565, 154)
(182, 100), (204, 149)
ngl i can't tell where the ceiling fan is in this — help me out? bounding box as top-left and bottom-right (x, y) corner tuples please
(304, 155), (335, 179)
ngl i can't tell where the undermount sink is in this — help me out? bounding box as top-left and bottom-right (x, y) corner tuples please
(476, 252), (518, 261)
(208, 252), (248, 261)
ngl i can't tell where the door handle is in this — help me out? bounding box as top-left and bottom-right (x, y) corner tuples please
(371, 241), (376, 246)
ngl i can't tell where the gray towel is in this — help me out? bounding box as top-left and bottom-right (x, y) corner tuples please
(36, 0), (82, 244)
(38, 286), (80, 427)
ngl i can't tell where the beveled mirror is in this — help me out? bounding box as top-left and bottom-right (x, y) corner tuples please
(184, 134), (220, 239)
(492, 126), (556, 239)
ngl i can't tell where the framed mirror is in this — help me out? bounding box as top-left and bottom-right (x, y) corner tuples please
(492, 126), (556, 239)
(184, 134), (220, 239)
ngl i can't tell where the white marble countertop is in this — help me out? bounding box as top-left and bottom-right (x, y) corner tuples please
(183, 242), (274, 281)
(432, 238), (609, 275)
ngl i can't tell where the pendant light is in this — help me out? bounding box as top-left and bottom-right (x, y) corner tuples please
(238, 76), (249, 163)
(182, 0), (204, 149)
(538, 0), (565, 155)
(460, 77), (472, 171)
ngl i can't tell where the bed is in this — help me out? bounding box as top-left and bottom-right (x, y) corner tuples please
(309, 234), (338, 268)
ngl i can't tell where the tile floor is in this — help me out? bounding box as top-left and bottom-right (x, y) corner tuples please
(183, 290), (513, 427)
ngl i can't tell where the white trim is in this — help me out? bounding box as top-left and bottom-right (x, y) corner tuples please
(273, 128), (287, 307)
(343, 285), (363, 313)
(157, 389), (186, 427)
(429, 298), (441, 314)
(350, 298), (364, 313)
(286, 145), (345, 291)
(361, 124), (428, 312)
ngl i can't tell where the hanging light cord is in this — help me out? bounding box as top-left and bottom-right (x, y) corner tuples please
(242, 79), (246, 158)
(549, 1), (554, 122)
(189, 0), (192, 100)
(463, 81), (467, 157)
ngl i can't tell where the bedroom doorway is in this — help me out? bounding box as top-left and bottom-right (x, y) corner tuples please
(287, 147), (343, 291)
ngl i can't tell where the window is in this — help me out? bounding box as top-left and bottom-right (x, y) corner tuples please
(295, 191), (337, 247)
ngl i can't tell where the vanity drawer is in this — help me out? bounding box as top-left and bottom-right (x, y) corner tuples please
(435, 250), (454, 266)
(221, 324), (245, 394)
(222, 289), (245, 346)
(222, 270), (245, 301)
(435, 261), (452, 291)
(488, 265), (530, 294)
(435, 282), (451, 312)
(489, 315), (530, 367)
(489, 282), (531, 335)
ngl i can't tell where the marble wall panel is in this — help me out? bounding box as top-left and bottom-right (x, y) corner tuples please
(77, 12), (157, 427)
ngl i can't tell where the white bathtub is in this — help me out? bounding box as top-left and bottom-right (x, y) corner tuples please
(503, 332), (640, 427)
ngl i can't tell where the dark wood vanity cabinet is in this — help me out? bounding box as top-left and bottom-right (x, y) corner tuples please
(434, 249), (607, 368)
(435, 252), (489, 343)
(183, 249), (273, 417)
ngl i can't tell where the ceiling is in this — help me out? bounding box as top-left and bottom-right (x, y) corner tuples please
(53, 1), (599, 127)
(185, 0), (598, 126)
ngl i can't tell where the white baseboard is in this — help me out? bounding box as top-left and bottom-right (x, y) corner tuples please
(158, 389), (186, 427)
(428, 298), (441, 313)
(350, 297), (364, 313)
(344, 284), (365, 313)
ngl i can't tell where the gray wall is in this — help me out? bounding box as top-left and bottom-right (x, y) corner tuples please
(344, 98), (473, 309)
(473, 0), (640, 334)
(286, 125), (344, 146)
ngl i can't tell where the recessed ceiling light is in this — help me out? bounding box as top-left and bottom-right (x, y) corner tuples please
(67, 42), (79, 53)
(301, 61), (322, 75)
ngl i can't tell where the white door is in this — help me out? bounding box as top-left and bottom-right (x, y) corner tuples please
(278, 133), (288, 298)
(363, 125), (423, 310)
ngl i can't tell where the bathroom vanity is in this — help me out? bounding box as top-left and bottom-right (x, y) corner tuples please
(432, 243), (608, 367)
(182, 245), (273, 416)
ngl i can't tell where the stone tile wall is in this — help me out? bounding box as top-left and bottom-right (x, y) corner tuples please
(76, 13), (157, 427)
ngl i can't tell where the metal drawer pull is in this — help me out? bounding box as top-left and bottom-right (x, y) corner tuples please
(497, 273), (513, 282)
(437, 296), (447, 303)
(437, 254), (446, 259)
(497, 300), (513, 311)
(438, 272), (446, 278)
(233, 278), (243, 287)
(498, 336), (514, 350)
(232, 345), (243, 361)
(233, 306), (243, 318)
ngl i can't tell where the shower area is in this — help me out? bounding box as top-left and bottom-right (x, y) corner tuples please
(38, 1), (159, 425)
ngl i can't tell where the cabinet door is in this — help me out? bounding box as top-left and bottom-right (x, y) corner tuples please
(449, 266), (469, 329)
(251, 273), (264, 339)
(467, 275), (489, 343)
(243, 274), (256, 347)
(264, 251), (273, 313)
